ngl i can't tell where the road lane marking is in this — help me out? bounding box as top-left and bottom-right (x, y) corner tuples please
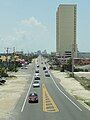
(45, 66), (82, 112)
(21, 75), (34, 112)
(42, 84), (59, 112)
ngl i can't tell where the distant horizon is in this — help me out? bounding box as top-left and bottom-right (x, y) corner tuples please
(0, 50), (90, 55)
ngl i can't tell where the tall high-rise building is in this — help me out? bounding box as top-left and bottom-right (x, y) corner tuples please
(56, 4), (77, 57)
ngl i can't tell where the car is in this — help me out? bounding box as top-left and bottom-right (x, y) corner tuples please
(21, 66), (24, 69)
(24, 66), (28, 69)
(43, 67), (46, 70)
(34, 73), (40, 80)
(35, 69), (39, 73)
(36, 65), (39, 68)
(45, 72), (50, 77)
(45, 70), (48, 73)
(21, 66), (28, 69)
(34, 75), (40, 80)
(28, 93), (38, 103)
(0, 77), (6, 84)
(33, 81), (40, 87)
(35, 73), (39, 76)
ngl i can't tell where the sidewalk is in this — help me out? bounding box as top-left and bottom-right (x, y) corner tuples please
(51, 70), (90, 110)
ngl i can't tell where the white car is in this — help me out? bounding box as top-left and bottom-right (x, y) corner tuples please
(36, 65), (39, 68)
(33, 81), (40, 87)
(34, 75), (40, 80)
(35, 73), (39, 76)
(35, 69), (39, 73)
(21, 66), (28, 69)
(45, 72), (50, 77)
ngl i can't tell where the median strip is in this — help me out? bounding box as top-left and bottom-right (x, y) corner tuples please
(42, 84), (59, 112)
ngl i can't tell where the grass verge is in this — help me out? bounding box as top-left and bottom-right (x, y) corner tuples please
(84, 101), (90, 106)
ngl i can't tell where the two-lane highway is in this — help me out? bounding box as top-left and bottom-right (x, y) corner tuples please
(9, 56), (90, 120)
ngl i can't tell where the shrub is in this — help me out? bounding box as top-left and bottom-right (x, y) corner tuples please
(85, 69), (88, 72)
(1, 72), (8, 77)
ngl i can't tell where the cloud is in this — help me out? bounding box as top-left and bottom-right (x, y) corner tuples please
(15, 17), (49, 52)
(15, 29), (28, 37)
(20, 17), (48, 31)
(0, 17), (49, 53)
(15, 29), (32, 41)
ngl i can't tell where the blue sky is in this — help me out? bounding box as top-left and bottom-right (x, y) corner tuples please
(0, 0), (90, 53)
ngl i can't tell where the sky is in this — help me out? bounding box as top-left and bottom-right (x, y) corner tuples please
(0, 0), (90, 53)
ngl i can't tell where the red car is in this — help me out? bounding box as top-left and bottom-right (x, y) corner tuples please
(28, 93), (38, 103)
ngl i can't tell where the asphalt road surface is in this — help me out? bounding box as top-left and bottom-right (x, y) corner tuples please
(9, 56), (90, 120)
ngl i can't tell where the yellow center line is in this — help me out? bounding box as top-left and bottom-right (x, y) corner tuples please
(42, 84), (59, 112)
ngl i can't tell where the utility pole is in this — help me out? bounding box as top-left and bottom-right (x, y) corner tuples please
(13, 47), (15, 54)
(5, 47), (10, 72)
(13, 47), (16, 71)
(13, 47), (15, 59)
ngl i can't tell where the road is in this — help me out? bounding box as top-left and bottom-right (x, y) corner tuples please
(9, 56), (90, 120)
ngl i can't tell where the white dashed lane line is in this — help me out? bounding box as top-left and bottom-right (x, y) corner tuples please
(21, 75), (34, 112)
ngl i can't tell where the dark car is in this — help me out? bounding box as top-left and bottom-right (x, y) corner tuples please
(43, 67), (46, 70)
(28, 93), (38, 103)
(0, 77), (6, 85)
(45, 70), (48, 73)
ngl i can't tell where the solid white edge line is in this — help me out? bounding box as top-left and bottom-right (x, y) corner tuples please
(46, 65), (82, 112)
(21, 76), (34, 112)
